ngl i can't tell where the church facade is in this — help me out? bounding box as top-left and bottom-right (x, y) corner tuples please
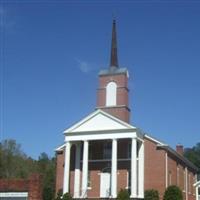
(55, 20), (198, 200)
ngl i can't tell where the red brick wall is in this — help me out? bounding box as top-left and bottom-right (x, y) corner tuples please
(144, 138), (197, 200)
(144, 138), (166, 199)
(168, 154), (178, 185)
(28, 174), (42, 200)
(0, 174), (42, 200)
(55, 151), (65, 194)
(167, 153), (196, 200)
(99, 107), (130, 123)
(97, 73), (130, 123)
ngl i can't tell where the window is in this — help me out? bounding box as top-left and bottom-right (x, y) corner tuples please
(87, 171), (91, 188)
(106, 82), (117, 106)
(103, 141), (112, 159)
(188, 174), (191, 194)
(168, 171), (172, 185)
(126, 170), (131, 191)
(89, 143), (92, 160)
(184, 170), (186, 191)
(127, 142), (131, 158)
(177, 165), (180, 186)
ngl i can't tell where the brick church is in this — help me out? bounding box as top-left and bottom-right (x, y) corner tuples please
(55, 20), (198, 200)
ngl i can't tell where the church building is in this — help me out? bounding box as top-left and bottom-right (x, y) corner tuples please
(55, 20), (198, 200)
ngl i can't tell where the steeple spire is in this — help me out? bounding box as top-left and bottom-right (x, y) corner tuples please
(110, 19), (118, 68)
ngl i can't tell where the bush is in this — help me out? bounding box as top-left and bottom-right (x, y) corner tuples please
(163, 185), (183, 200)
(55, 190), (62, 200)
(62, 193), (73, 200)
(54, 192), (72, 200)
(117, 189), (130, 200)
(144, 189), (159, 200)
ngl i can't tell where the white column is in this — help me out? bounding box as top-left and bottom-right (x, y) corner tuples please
(74, 142), (81, 198)
(81, 140), (89, 198)
(111, 139), (117, 198)
(196, 186), (198, 200)
(63, 141), (71, 194)
(138, 141), (144, 198)
(130, 138), (137, 198)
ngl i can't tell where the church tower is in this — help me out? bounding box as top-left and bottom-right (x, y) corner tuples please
(96, 20), (130, 123)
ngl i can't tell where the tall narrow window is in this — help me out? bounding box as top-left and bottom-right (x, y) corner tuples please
(103, 141), (112, 159)
(106, 82), (117, 106)
(184, 170), (186, 191)
(177, 165), (180, 186)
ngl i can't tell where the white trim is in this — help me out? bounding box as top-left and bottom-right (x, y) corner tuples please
(165, 152), (168, 188)
(144, 134), (166, 146)
(194, 181), (200, 187)
(65, 132), (137, 142)
(185, 167), (188, 200)
(63, 109), (136, 133)
(194, 181), (200, 200)
(55, 143), (65, 152)
(0, 192), (28, 197)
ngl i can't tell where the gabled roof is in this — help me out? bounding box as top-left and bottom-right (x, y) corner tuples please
(144, 134), (199, 172)
(158, 145), (199, 172)
(63, 109), (136, 134)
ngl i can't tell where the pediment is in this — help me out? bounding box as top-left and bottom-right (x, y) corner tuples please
(64, 109), (135, 134)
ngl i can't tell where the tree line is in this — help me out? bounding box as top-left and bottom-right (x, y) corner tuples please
(0, 139), (199, 200)
(0, 139), (55, 200)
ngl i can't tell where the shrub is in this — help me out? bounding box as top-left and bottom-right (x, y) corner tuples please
(55, 192), (72, 200)
(55, 190), (62, 200)
(117, 189), (130, 200)
(62, 193), (73, 200)
(144, 189), (159, 200)
(163, 185), (183, 200)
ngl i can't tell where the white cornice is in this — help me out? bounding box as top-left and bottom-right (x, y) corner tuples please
(144, 134), (166, 146)
(63, 109), (136, 134)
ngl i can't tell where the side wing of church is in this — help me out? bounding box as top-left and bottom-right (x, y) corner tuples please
(55, 20), (198, 200)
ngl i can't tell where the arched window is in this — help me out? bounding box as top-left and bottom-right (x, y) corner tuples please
(106, 82), (117, 106)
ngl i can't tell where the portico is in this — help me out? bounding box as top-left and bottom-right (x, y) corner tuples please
(62, 109), (144, 199)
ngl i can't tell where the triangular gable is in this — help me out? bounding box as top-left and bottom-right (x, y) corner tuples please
(64, 109), (136, 133)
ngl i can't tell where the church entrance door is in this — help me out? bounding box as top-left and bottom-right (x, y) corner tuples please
(100, 172), (111, 198)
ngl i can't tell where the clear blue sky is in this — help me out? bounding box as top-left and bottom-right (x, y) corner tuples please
(1, 1), (200, 159)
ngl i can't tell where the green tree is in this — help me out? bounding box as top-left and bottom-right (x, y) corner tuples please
(184, 142), (200, 169)
(0, 139), (36, 178)
(163, 185), (183, 200)
(0, 139), (56, 199)
(38, 152), (55, 200)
